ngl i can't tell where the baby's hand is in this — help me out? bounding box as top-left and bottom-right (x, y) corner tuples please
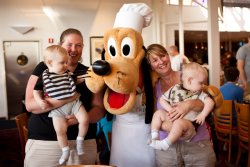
(39, 100), (50, 110)
(195, 114), (206, 125)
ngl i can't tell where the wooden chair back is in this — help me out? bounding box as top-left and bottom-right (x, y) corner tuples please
(213, 100), (237, 162)
(234, 101), (249, 165)
(214, 100), (234, 132)
(15, 112), (28, 159)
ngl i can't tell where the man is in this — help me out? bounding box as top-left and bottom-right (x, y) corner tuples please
(236, 35), (250, 96)
(168, 45), (190, 71)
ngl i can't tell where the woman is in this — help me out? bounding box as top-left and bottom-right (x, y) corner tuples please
(24, 28), (105, 166)
(146, 44), (216, 167)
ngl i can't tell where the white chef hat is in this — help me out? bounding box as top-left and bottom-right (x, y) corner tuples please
(113, 3), (153, 33)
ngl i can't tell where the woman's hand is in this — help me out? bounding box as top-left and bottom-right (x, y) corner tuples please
(168, 101), (189, 122)
(66, 115), (78, 126)
(38, 99), (50, 111)
(168, 99), (203, 122)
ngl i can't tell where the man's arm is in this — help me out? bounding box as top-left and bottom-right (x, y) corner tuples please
(237, 59), (247, 90)
(182, 55), (190, 64)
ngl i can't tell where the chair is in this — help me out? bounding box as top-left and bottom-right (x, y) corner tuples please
(234, 101), (249, 166)
(213, 100), (238, 162)
(15, 112), (29, 160)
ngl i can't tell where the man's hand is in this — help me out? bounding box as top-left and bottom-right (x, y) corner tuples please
(242, 80), (247, 90)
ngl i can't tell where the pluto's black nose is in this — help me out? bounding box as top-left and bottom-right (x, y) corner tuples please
(92, 60), (111, 76)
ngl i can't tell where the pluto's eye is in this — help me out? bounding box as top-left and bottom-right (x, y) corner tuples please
(121, 37), (134, 59)
(107, 38), (117, 57)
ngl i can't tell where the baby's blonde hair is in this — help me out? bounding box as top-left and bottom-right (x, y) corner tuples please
(44, 45), (68, 65)
(182, 62), (208, 83)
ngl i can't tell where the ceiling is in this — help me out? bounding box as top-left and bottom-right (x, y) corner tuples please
(0, 0), (249, 43)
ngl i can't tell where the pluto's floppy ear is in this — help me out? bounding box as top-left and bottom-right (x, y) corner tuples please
(142, 46), (154, 124)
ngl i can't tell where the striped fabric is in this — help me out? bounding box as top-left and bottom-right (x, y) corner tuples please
(43, 69), (76, 100)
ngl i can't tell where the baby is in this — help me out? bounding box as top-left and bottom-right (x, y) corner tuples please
(149, 62), (214, 150)
(33, 45), (89, 165)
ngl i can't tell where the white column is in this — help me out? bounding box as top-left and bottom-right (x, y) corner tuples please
(162, 1), (167, 47)
(178, 0), (184, 55)
(152, 0), (161, 43)
(207, 0), (220, 87)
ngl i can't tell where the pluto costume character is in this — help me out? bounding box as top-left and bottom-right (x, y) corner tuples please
(85, 3), (155, 167)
